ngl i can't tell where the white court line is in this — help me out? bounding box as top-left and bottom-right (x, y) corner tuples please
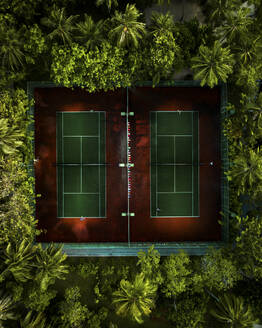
(156, 112), (158, 216)
(157, 192), (192, 194)
(158, 134), (192, 137)
(63, 135), (99, 137)
(192, 112), (193, 216)
(62, 112), (64, 217)
(64, 192), (100, 194)
(80, 137), (82, 193)
(174, 136), (176, 192)
(98, 112), (100, 217)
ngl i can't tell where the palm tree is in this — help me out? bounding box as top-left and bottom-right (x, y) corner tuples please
(215, 7), (252, 44)
(226, 147), (262, 196)
(109, 4), (146, 48)
(0, 23), (25, 72)
(207, 0), (239, 25)
(0, 239), (37, 284)
(234, 35), (262, 65)
(0, 289), (18, 327)
(210, 293), (258, 327)
(0, 118), (25, 159)
(33, 243), (69, 292)
(112, 272), (157, 324)
(40, 5), (79, 45)
(95, 0), (118, 12)
(191, 40), (235, 88)
(74, 14), (105, 51)
(148, 11), (175, 37)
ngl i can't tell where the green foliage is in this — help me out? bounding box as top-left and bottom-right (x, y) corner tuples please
(108, 3), (146, 48)
(0, 88), (34, 163)
(167, 292), (208, 328)
(112, 272), (157, 324)
(148, 11), (175, 37)
(136, 245), (163, 288)
(0, 157), (40, 246)
(233, 215), (262, 280)
(161, 251), (192, 298)
(210, 293), (259, 327)
(0, 118), (24, 158)
(225, 146), (262, 197)
(206, 0), (241, 26)
(0, 239), (37, 284)
(40, 5), (79, 45)
(33, 243), (69, 292)
(22, 284), (57, 313)
(18, 310), (49, 328)
(191, 40), (235, 88)
(74, 14), (105, 51)
(95, 0), (118, 12)
(59, 286), (89, 328)
(214, 7), (253, 44)
(0, 289), (18, 326)
(51, 41), (130, 91)
(198, 247), (241, 292)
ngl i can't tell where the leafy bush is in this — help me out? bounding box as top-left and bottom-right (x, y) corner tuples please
(167, 292), (208, 328)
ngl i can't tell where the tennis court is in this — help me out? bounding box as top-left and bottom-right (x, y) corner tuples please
(56, 112), (106, 218)
(150, 111), (199, 217)
(31, 82), (227, 251)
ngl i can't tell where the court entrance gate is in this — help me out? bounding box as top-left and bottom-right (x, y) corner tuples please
(27, 81), (229, 256)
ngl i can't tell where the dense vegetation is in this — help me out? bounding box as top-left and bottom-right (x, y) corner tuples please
(1, 0), (262, 327)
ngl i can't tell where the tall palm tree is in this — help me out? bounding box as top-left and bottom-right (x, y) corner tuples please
(0, 290), (18, 327)
(112, 272), (157, 324)
(210, 293), (258, 327)
(95, 0), (118, 13)
(191, 40), (235, 88)
(0, 118), (25, 159)
(215, 7), (253, 44)
(33, 243), (69, 292)
(109, 4), (146, 48)
(0, 23), (25, 72)
(40, 5), (79, 45)
(148, 11), (175, 37)
(74, 14), (105, 51)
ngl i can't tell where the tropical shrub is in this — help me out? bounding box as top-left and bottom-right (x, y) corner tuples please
(0, 289), (18, 327)
(51, 41), (130, 92)
(59, 286), (89, 327)
(167, 292), (208, 328)
(210, 293), (259, 327)
(233, 215), (262, 280)
(161, 251), (192, 298)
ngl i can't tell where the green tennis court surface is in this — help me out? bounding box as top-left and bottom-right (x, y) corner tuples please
(56, 112), (106, 218)
(151, 111), (199, 217)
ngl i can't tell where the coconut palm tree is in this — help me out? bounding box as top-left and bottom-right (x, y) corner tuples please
(191, 40), (235, 88)
(0, 23), (25, 72)
(40, 5), (79, 45)
(33, 243), (69, 292)
(95, 0), (118, 12)
(148, 11), (175, 37)
(0, 118), (25, 159)
(0, 289), (18, 327)
(210, 293), (258, 327)
(215, 7), (253, 44)
(112, 272), (157, 324)
(0, 239), (37, 284)
(74, 14), (105, 51)
(109, 4), (146, 48)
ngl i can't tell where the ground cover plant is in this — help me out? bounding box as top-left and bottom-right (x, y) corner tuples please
(1, 0), (262, 326)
